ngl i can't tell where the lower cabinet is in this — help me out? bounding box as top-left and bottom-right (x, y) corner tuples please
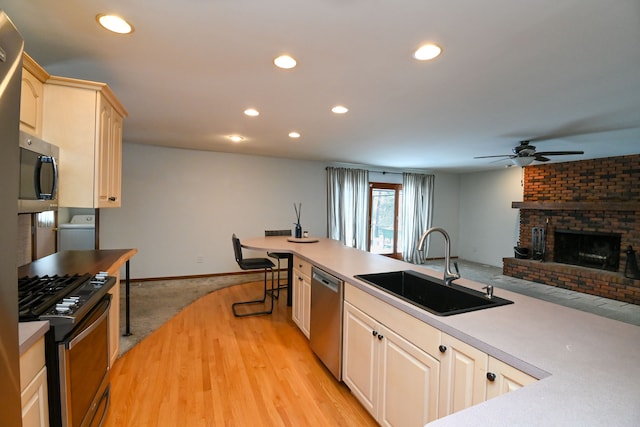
(108, 273), (121, 367)
(343, 286), (441, 426)
(343, 282), (539, 425)
(486, 356), (538, 399)
(438, 333), (489, 417)
(20, 336), (49, 427)
(292, 256), (311, 338)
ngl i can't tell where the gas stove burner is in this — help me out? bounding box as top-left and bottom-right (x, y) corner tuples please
(18, 273), (92, 321)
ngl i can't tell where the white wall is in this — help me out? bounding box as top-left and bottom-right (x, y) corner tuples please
(429, 172), (461, 259)
(100, 144), (327, 279)
(457, 167), (523, 267)
(100, 143), (520, 277)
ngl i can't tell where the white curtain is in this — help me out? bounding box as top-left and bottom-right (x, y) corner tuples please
(401, 173), (434, 263)
(327, 167), (369, 249)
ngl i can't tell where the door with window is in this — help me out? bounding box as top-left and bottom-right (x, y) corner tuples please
(368, 183), (402, 258)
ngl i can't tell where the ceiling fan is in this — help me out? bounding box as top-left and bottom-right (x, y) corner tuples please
(474, 140), (584, 166)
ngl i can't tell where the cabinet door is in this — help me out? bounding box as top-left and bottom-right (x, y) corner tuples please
(108, 273), (121, 367)
(97, 96), (123, 208)
(292, 271), (302, 329)
(378, 325), (440, 426)
(486, 357), (537, 400)
(20, 68), (44, 136)
(292, 262), (311, 339)
(300, 272), (311, 338)
(342, 302), (379, 416)
(439, 333), (488, 417)
(21, 366), (49, 427)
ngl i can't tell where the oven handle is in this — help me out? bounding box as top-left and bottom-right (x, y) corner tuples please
(66, 297), (110, 350)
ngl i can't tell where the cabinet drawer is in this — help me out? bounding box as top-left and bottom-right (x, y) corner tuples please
(19, 336), (46, 392)
(293, 256), (312, 277)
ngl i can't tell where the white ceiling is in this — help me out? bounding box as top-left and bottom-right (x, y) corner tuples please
(3, 0), (640, 172)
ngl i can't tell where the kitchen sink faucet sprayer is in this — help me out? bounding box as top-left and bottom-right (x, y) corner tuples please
(417, 227), (460, 286)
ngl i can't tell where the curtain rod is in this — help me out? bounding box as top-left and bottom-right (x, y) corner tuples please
(325, 166), (428, 175)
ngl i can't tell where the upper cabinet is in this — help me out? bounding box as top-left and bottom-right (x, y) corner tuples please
(20, 53), (49, 137)
(42, 76), (127, 208)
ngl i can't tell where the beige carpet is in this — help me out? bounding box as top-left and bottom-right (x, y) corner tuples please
(117, 272), (272, 355)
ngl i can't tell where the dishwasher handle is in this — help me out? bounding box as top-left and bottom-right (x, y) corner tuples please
(312, 269), (340, 293)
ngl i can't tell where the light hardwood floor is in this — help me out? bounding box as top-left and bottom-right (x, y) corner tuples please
(105, 281), (377, 426)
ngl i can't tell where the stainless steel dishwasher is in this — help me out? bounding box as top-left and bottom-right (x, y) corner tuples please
(310, 267), (344, 380)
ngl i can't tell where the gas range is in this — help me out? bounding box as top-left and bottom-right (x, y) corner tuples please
(18, 272), (116, 340)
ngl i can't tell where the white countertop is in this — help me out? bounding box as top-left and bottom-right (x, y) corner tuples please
(18, 321), (49, 355)
(242, 236), (640, 426)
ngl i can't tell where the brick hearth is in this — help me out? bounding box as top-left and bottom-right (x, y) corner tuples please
(504, 154), (640, 305)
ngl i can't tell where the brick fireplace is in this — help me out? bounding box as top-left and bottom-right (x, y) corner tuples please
(503, 154), (640, 304)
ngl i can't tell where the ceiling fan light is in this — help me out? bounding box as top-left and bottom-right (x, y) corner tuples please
(512, 157), (534, 167)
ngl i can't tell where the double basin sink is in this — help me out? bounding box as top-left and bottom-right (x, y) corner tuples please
(355, 270), (513, 316)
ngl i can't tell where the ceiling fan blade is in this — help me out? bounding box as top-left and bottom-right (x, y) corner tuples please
(473, 154), (513, 159)
(534, 155), (551, 162)
(535, 150), (584, 156)
(527, 126), (639, 143)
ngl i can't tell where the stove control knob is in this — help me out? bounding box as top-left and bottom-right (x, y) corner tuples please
(55, 304), (71, 313)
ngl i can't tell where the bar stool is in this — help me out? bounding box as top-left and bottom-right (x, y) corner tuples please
(265, 229), (291, 299)
(231, 234), (275, 317)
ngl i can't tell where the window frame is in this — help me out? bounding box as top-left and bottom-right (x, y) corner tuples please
(367, 182), (403, 259)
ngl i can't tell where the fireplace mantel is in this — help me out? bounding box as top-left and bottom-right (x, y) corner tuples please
(512, 201), (640, 211)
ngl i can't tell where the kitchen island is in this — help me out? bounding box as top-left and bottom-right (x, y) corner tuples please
(243, 236), (640, 426)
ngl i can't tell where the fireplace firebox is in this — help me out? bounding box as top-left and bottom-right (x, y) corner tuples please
(554, 230), (621, 272)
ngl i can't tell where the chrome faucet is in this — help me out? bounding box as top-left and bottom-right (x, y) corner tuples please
(417, 227), (460, 286)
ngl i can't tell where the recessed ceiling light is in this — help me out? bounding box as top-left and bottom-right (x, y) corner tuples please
(228, 135), (244, 142)
(331, 105), (349, 114)
(244, 108), (259, 117)
(289, 132), (301, 139)
(274, 54), (297, 69)
(413, 43), (442, 61)
(96, 14), (134, 34)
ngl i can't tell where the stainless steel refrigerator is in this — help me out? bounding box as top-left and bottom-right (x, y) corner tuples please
(0, 9), (24, 427)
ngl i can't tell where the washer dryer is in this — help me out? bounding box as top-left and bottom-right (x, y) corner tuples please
(58, 215), (96, 250)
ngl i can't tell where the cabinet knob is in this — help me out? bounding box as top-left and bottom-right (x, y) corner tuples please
(109, 196), (117, 202)
(377, 334), (384, 340)
(486, 372), (496, 382)
(438, 345), (447, 353)
(372, 331), (378, 337)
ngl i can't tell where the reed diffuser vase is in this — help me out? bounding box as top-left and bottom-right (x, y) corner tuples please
(294, 202), (302, 238)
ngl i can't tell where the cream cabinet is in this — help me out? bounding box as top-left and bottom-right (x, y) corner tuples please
(344, 283), (539, 423)
(343, 284), (441, 426)
(108, 273), (121, 367)
(486, 356), (537, 399)
(20, 53), (48, 137)
(438, 333), (489, 417)
(438, 333), (539, 417)
(20, 336), (49, 427)
(292, 256), (311, 338)
(42, 76), (127, 208)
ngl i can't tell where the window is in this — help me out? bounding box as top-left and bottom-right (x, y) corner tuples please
(368, 183), (403, 258)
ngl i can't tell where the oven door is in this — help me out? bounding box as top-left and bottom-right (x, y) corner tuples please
(58, 295), (111, 427)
